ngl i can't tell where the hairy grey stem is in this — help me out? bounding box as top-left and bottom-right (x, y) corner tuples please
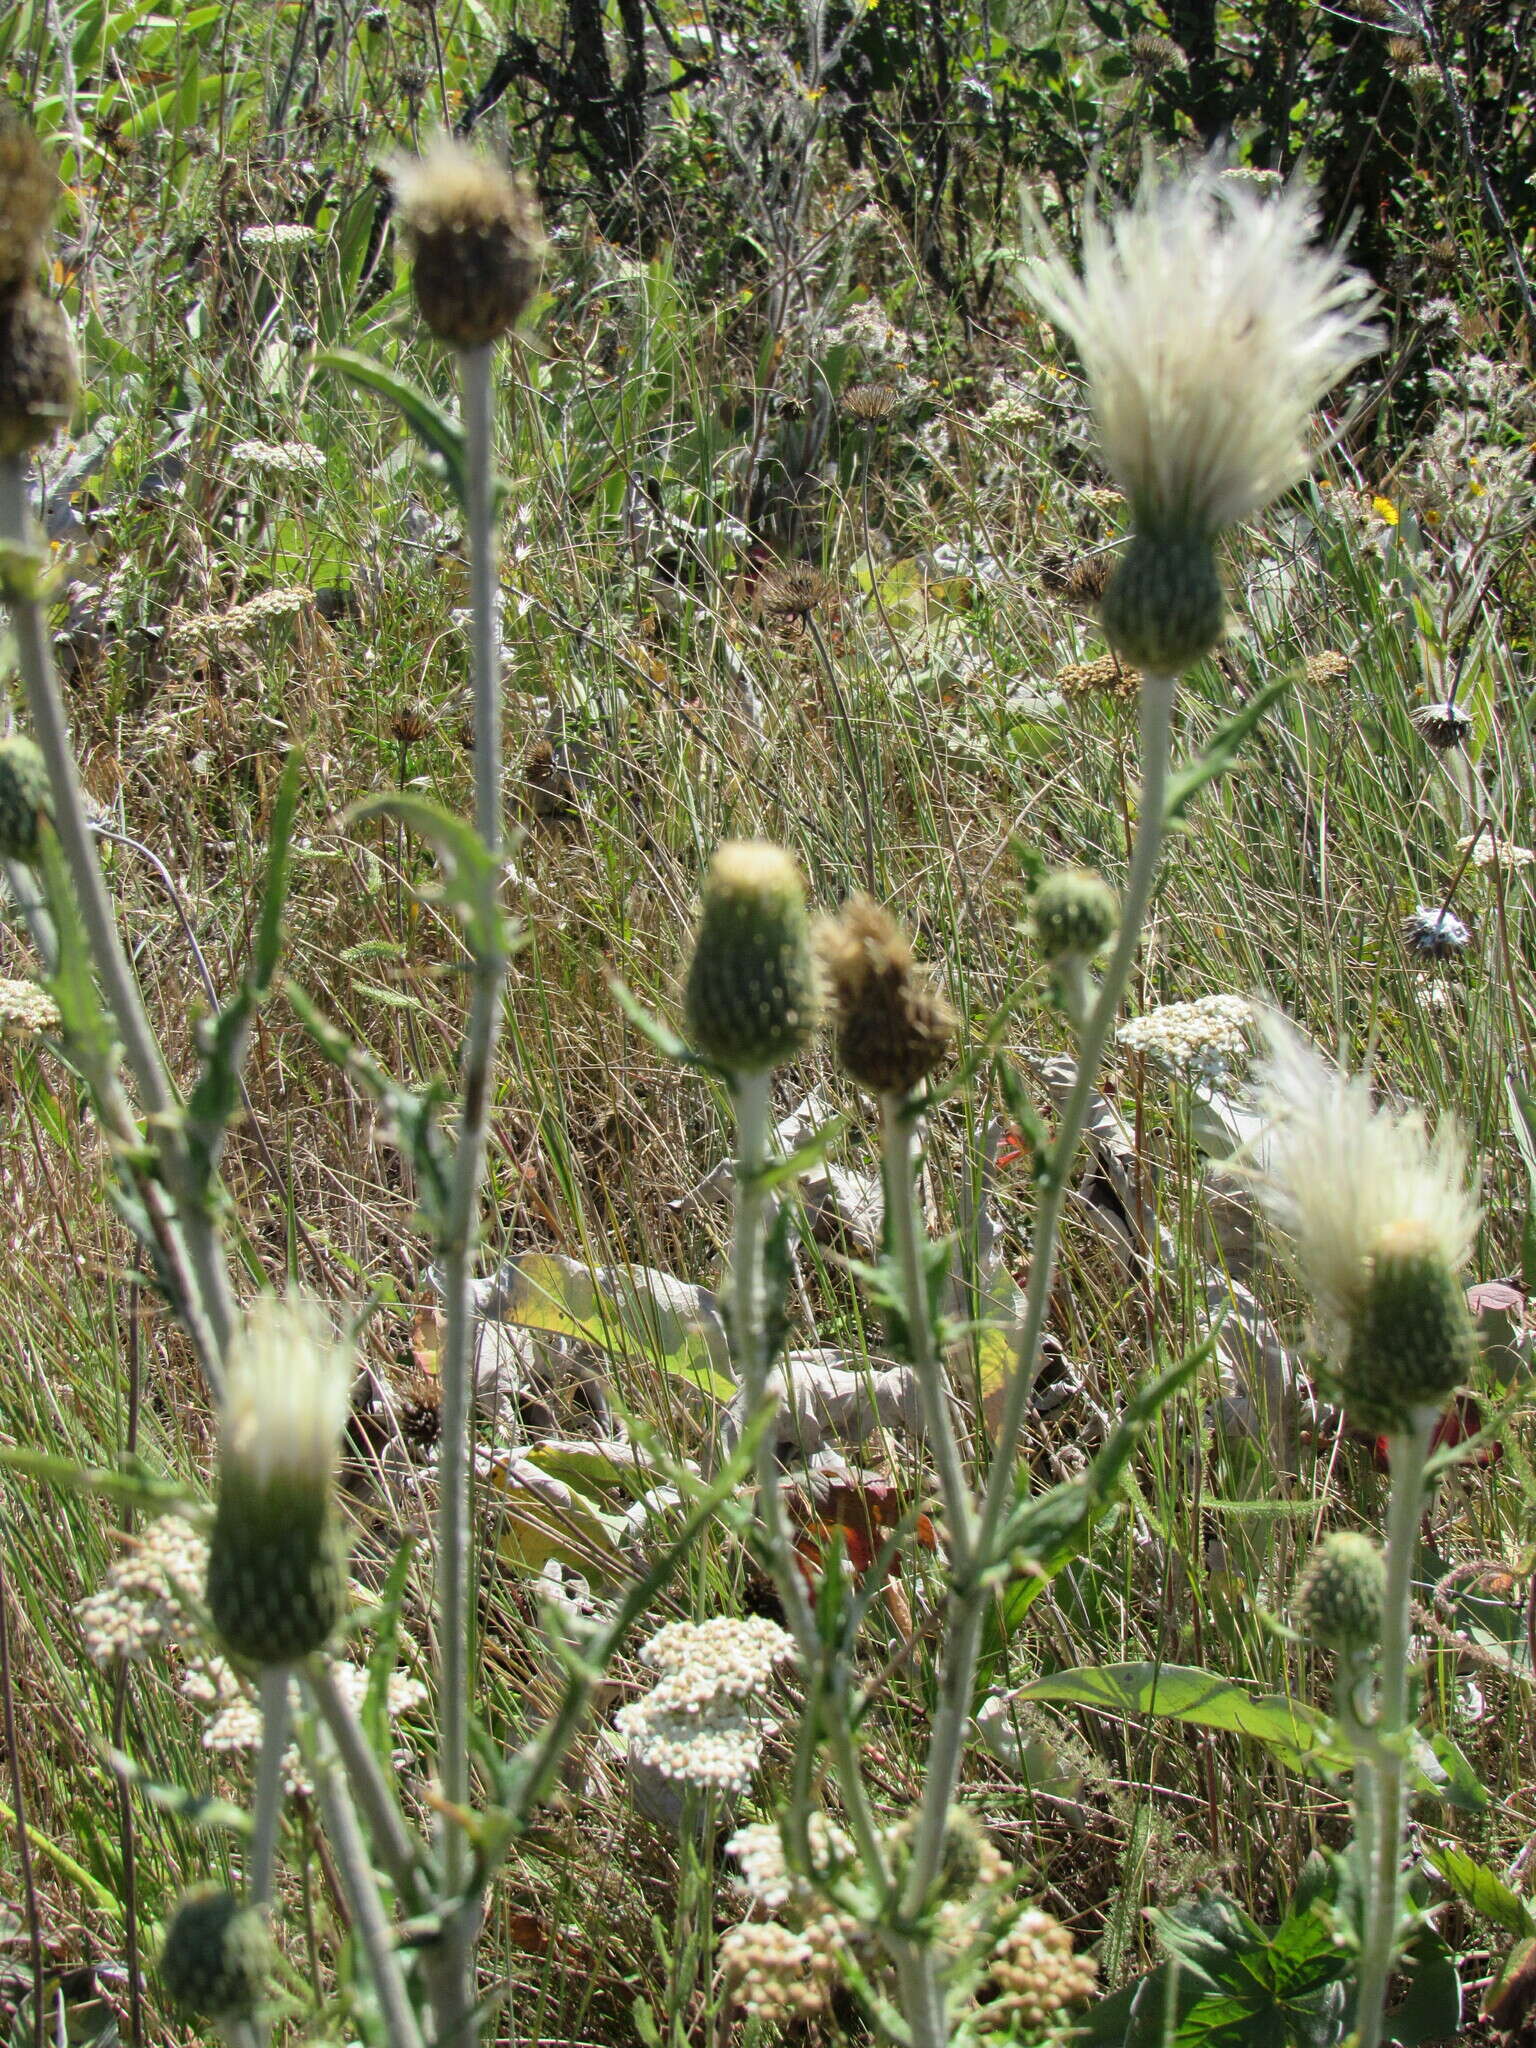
(249, 1665), (291, 1908)
(432, 339), (508, 2039)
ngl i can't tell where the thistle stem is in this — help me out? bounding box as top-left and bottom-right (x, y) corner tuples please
(732, 1068), (889, 1886)
(896, 673), (1175, 1956)
(304, 1660), (428, 1911)
(0, 459), (234, 1390)
(433, 339), (508, 2037)
(310, 1736), (429, 2048)
(1354, 1409), (1436, 2048)
(249, 1666), (290, 1909)
(880, 1094), (973, 1558)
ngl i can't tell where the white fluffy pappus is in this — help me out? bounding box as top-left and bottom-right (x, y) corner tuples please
(1018, 161), (1380, 538)
(220, 1295), (352, 1490)
(1243, 1014), (1479, 1340)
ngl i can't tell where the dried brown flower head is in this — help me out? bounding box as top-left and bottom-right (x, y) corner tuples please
(759, 562), (834, 623)
(524, 738), (576, 818)
(1414, 698), (1473, 751)
(0, 289), (78, 457)
(819, 896), (955, 1097)
(389, 696), (432, 749)
(0, 113), (60, 294)
(389, 139), (546, 348)
(842, 382), (899, 423)
(1129, 29), (1187, 72)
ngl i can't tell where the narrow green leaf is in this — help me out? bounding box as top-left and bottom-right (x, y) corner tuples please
(1013, 1663), (1346, 1774)
(1163, 672), (1293, 824)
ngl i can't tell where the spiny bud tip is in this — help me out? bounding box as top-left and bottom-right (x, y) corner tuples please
(159, 1887), (274, 2022)
(684, 842), (820, 1074)
(1294, 1531), (1386, 1650)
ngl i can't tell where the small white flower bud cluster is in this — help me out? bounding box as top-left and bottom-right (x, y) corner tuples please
(727, 1813), (854, 1912)
(239, 224), (319, 249)
(187, 1653), (427, 1796)
(616, 1617), (796, 1792)
(718, 1918), (839, 2021)
(0, 975), (59, 1036)
(77, 1515), (208, 1665)
(227, 439), (326, 476)
(1117, 993), (1253, 1076)
(1459, 833), (1534, 872)
(981, 1908), (1098, 2032)
(169, 587), (313, 650)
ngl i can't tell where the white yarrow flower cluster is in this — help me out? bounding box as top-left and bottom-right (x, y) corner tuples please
(1243, 1014), (1478, 1347)
(240, 224), (319, 249)
(617, 1617), (796, 1793)
(191, 1656), (427, 1795)
(1459, 833), (1535, 872)
(1018, 161), (1379, 539)
(228, 439), (326, 476)
(728, 1813), (855, 1911)
(0, 977), (60, 1036)
(1117, 993), (1253, 1076)
(77, 1515), (208, 1665)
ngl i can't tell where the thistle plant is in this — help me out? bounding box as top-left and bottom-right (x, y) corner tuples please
(1249, 1016), (1481, 2048)
(655, 159), (1382, 2047)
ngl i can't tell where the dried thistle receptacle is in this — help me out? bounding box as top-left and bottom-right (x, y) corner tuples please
(0, 289), (78, 458)
(0, 113), (60, 294)
(820, 896), (955, 1097)
(390, 140), (546, 348)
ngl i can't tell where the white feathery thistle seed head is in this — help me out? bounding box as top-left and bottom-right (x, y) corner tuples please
(1018, 159), (1380, 542)
(1243, 1013), (1478, 1345)
(220, 1294), (352, 1493)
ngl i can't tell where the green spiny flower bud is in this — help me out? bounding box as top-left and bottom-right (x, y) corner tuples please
(0, 290), (78, 460)
(1029, 869), (1119, 961)
(1100, 531), (1224, 673)
(683, 841), (820, 1074)
(206, 1296), (351, 1666)
(1340, 1218), (1480, 1435)
(819, 895), (955, 1097)
(1294, 1531), (1386, 1650)
(159, 1886), (274, 2022)
(388, 139), (546, 349)
(0, 735), (52, 861)
(0, 114), (60, 294)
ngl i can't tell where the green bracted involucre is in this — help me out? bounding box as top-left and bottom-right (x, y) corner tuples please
(160, 1887), (275, 2021)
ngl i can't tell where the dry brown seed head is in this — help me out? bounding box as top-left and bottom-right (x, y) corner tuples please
(843, 381), (899, 423)
(0, 113), (60, 294)
(389, 139), (546, 348)
(389, 695), (432, 748)
(0, 290), (78, 459)
(820, 895), (955, 1097)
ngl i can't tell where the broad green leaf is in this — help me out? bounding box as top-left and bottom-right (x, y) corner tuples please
(489, 1252), (735, 1400)
(1013, 1663), (1345, 1774)
(522, 1438), (675, 1502)
(1424, 1843), (1533, 1936)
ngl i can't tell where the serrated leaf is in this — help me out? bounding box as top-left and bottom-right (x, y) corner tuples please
(1425, 1843), (1533, 1936)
